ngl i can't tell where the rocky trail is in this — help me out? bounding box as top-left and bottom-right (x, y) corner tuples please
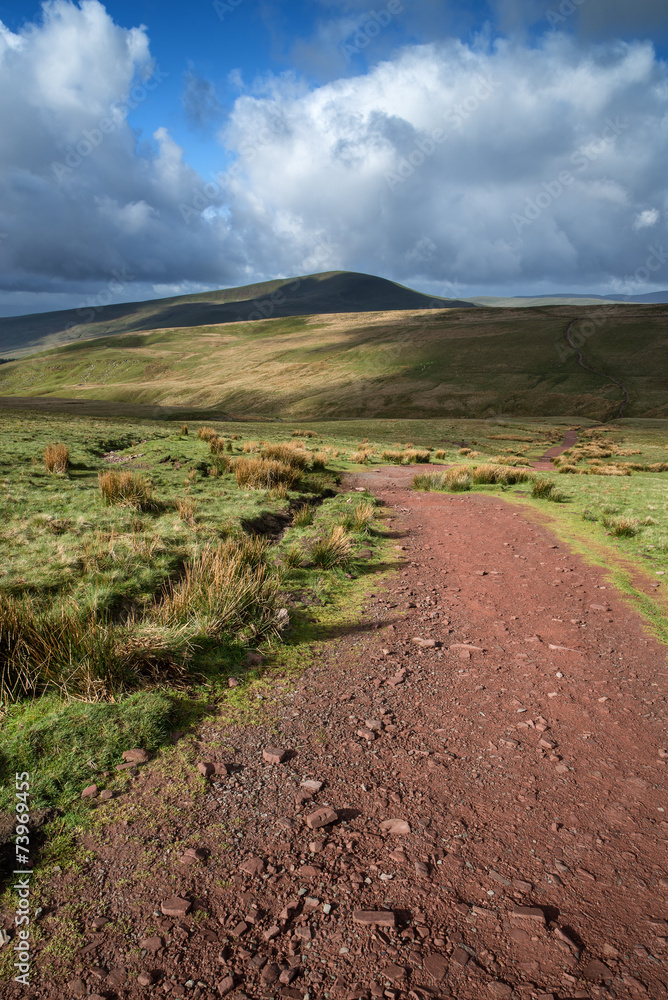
(9, 469), (667, 1000)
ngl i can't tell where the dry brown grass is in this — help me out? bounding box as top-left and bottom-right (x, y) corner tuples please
(234, 457), (300, 490)
(262, 443), (309, 469)
(310, 526), (352, 567)
(197, 425), (218, 441)
(98, 470), (153, 509)
(44, 442), (70, 474)
(291, 429), (318, 438)
(176, 497), (198, 525)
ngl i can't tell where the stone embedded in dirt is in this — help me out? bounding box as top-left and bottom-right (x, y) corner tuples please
(179, 847), (208, 866)
(279, 898), (301, 921)
(141, 935), (164, 952)
(68, 979), (86, 997)
(217, 974), (235, 995)
(365, 719), (383, 732)
(488, 983), (512, 998)
(122, 748), (150, 763)
(198, 761), (230, 778)
(357, 728), (377, 741)
(88, 995), (108, 1000)
(298, 864), (322, 877)
(452, 947), (470, 967)
(91, 916), (109, 930)
(352, 910), (396, 927)
(422, 951), (447, 979)
(389, 849), (408, 864)
(382, 964), (407, 982)
(412, 637), (438, 648)
(583, 959), (613, 983)
(261, 963), (281, 985)
(280, 968), (299, 985)
(263, 746), (288, 764)
(301, 779), (323, 793)
(247, 652), (264, 666)
(81, 784), (98, 799)
(306, 807), (339, 829)
(380, 819), (411, 836)
(387, 673), (406, 687)
(589, 603), (609, 611)
(263, 924), (281, 941)
(228, 677), (239, 688)
(115, 762), (138, 771)
(160, 896), (191, 917)
(414, 861), (430, 879)
(137, 970), (157, 986)
(240, 856), (265, 875)
(98, 789), (114, 801)
(106, 966), (127, 987)
(510, 905), (545, 924)
(230, 920), (249, 937)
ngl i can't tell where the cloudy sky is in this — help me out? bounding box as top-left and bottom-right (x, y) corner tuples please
(0, 0), (667, 316)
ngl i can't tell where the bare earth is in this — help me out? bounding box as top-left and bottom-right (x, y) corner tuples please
(8, 468), (667, 1000)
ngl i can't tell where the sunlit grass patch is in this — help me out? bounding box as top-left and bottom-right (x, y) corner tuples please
(98, 470), (153, 510)
(44, 442), (70, 474)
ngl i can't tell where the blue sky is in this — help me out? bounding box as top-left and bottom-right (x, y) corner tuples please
(0, 0), (667, 315)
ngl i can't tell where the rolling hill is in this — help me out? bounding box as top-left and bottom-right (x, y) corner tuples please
(0, 301), (665, 421)
(0, 271), (474, 358)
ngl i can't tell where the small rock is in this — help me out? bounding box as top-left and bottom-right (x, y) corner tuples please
(230, 921), (249, 937)
(198, 761), (230, 778)
(389, 849), (408, 864)
(68, 980), (86, 997)
(122, 748), (150, 763)
(141, 935), (164, 952)
(263, 746), (288, 764)
(240, 856), (265, 875)
(306, 807), (339, 829)
(137, 970), (157, 986)
(357, 728), (377, 742)
(412, 637), (438, 648)
(510, 905), (545, 924)
(160, 896), (191, 917)
(380, 819), (411, 836)
(583, 959), (613, 983)
(264, 924), (281, 941)
(301, 779), (324, 793)
(452, 947), (469, 967)
(261, 963), (280, 985)
(352, 910), (396, 927)
(247, 652), (264, 666)
(217, 974), (235, 996)
(488, 983), (512, 998)
(81, 784), (98, 799)
(91, 916), (109, 930)
(227, 677), (239, 688)
(298, 864), (322, 877)
(179, 847), (208, 865)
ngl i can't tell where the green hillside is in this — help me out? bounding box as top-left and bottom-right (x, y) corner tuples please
(0, 270), (473, 358)
(0, 302), (665, 420)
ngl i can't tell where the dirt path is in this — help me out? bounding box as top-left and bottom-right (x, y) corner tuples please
(532, 431), (579, 471)
(10, 470), (667, 1000)
(563, 323), (630, 419)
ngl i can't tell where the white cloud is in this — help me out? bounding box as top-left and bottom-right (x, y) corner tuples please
(1, 2), (668, 318)
(634, 208), (660, 229)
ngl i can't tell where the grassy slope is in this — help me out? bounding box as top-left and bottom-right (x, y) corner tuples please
(0, 270), (473, 357)
(0, 304), (666, 420)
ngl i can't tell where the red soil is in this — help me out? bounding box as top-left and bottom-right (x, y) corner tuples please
(5, 468), (667, 1000)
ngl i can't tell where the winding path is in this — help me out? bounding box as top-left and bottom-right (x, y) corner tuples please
(564, 320), (630, 418)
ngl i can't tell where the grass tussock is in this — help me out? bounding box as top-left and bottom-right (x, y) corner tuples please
(403, 449), (430, 463)
(310, 525), (352, 568)
(291, 429), (318, 438)
(98, 470), (153, 510)
(602, 515), (641, 537)
(176, 497), (197, 525)
(340, 500), (376, 532)
(350, 450), (371, 464)
(470, 463), (532, 485)
(262, 443), (310, 469)
(414, 463), (533, 493)
(310, 452), (328, 471)
(292, 504), (314, 526)
(433, 450), (448, 460)
(234, 456), (300, 490)
(197, 425), (218, 441)
(180, 424), (188, 436)
(44, 442), (70, 474)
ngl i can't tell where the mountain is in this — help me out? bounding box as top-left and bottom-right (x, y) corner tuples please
(0, 271), (474, 358)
